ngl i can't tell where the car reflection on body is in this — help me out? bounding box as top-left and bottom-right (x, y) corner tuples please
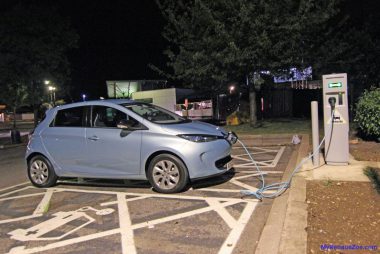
(26, 100), (236, 193)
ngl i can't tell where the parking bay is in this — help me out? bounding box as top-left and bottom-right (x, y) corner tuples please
(0, 142), (296, 254)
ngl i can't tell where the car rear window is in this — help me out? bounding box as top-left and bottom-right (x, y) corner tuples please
(53, 106), (85, 127)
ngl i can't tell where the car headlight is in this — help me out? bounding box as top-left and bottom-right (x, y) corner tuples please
(177, 134), (220, 143)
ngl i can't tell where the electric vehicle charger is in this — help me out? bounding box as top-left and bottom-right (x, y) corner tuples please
(238, 108), (335, 200)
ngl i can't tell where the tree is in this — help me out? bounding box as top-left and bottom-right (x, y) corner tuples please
(154, 0), (339, 125)
(0, 4), (78, 126)
(0, 83), (28, 129)
(307, 0), (380, 116)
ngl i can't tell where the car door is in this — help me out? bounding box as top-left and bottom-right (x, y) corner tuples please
(41, 106), (91, 175)
(84, 105), (143, 178)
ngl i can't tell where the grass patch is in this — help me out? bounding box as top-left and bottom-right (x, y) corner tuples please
(363, 167), (380, 194)
(322, 179), (333, 187)
(225, 118), (359, 137)
(225, 118), (319, 135)
(42, 201), (50, 214)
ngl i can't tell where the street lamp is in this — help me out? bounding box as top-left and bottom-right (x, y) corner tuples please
(44, 80), (50, 85)
(229, 85), (235, 94)
(82, 94), (86, 101)
(48, 86), (56, 106)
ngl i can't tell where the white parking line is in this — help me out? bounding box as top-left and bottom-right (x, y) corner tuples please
(52, 187), (248, 203)
(218, 202), (257, 254)
(0, 182), (31, 197)
(131, 199), (242, 230)
(101, 195), (150, 207)
(33, 189), (54, 215)
(206, 199), (237, 229)
(8, 228), (121, 254)
(117, 193), (136, 254)
(1, 186), (259, 254)
(232, 146), (286, 168)
(272, 146), (286, 166)
(0, 192), (45, 202)
(239, 171), (283, 174)
(0, 214), (42, 225)
(229, 179), (276, 194)
(197, 188), (241, 193)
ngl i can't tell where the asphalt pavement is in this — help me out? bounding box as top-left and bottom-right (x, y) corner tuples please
(0, 136), (297, 254)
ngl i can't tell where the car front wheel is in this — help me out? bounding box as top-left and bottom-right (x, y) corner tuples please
(147, 154), (189, 194)
(28, 155), (58, 188)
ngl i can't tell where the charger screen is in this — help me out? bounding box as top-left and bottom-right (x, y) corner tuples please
(328, 82), (342, 88)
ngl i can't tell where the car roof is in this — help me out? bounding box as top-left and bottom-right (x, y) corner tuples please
(54, 99), (135, 109)
(101, 99), (135, 105)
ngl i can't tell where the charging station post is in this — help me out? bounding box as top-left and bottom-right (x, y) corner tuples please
(322, 73), (349, 165)
(311, 101), (320, 166)
(240, 74), (350, 199)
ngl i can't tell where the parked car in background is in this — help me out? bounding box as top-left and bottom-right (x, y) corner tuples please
(26, 100), (237, 193)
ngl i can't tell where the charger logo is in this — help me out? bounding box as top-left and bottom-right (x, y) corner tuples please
(327, 111), (346, 124)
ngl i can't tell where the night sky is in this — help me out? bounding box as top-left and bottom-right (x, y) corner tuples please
(2, 0), (167, 100)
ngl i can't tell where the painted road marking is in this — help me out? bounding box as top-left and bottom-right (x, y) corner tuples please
(0, 214), (42, 225)
(232, 146), (285, 168)
(0, 186), (32, 198)
(9, 209), (96, 241)
(1, 186), (258, 254)
(198, 172), (277, 194)
(206, 199), (237, 229)
(0, 145), (287, 253)
(33, 189), (54, 215)
(0, 182), (30, 194)
(117, 193), (137, 254)
(0, 192), (45, 202)
(8, 228), (121, 254)
(218, 202), (257, 254)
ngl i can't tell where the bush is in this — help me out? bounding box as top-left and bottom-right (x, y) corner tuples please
(355, 88), (380, 138)
(363, 167), (380, 194)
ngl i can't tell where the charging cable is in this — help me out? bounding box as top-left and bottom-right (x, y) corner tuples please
(324, 98), (336, 160)
(239, 109), (335, 200)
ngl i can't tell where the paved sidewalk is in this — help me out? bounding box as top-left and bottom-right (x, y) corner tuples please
(300, 155), (380, 182)
(263, 134), (378, 254)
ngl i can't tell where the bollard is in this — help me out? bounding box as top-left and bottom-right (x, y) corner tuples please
(311, 101), (320, 166)
(10, 129), (21, 144)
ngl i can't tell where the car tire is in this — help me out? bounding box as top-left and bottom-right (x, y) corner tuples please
(147, 154), (189, 194)
(28, 155), (58, 188)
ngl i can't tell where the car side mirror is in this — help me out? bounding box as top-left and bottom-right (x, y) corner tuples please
(117, 119), (136, 130)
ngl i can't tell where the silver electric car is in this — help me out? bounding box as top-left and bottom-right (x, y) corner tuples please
(26, 100), (236, 193)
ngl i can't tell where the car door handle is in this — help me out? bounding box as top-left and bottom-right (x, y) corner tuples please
(88, 136), (99, 141)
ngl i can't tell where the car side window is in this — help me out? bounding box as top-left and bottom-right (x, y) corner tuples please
(92, 106), (140, 128)
(53, 106), (85, 127)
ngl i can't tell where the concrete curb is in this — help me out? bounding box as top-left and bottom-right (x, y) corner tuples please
(261, 134), (380, 254)
(255, 134), (309, 254)
(278, 135), (310, 254)
(0, 143), (27, 149)
(278, 175), (307, 254)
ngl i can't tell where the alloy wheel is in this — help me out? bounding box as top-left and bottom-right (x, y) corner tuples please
(152, 160), (180, 190)
(30, 160), (49, 185)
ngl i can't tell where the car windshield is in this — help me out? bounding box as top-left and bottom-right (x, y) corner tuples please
(122, 103), (190, 124)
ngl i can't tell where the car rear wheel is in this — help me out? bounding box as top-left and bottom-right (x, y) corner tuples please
(28, 155), (58, 188)
(147, 154), (189, 193)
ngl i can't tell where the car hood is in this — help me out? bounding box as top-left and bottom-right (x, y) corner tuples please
(161, 121), (227, 136)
